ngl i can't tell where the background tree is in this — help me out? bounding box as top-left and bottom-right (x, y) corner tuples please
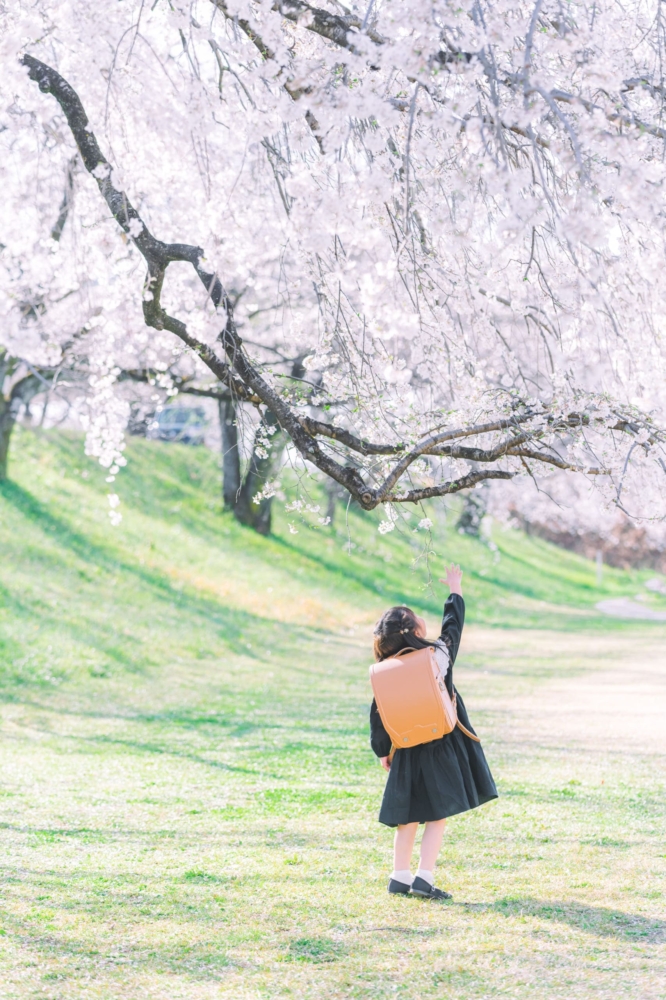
(0, 355), (46, 481)
(0, 155), (86, 481)
(122, 348), (309, 533)
(457, 484), (490, 539)
(3, 0), (666, 532)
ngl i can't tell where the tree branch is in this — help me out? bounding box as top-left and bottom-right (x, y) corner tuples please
(298, 416), (406, 455)
(21, 55), (259, 407)
(374, 420), (534, 499)
(508, 446), (603, 475)
(388, 469), (515, 504)
(119, 368), (260, 403)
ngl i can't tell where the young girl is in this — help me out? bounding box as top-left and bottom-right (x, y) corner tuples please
(370, 564), (497, 900)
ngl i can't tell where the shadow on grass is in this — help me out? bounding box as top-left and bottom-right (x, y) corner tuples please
(0, 726), (272, 778)
(369, 896), (666, 944)
(0, 902), (236, 980)
(359, 924), (441, 937)
(482, 897), (666, 942)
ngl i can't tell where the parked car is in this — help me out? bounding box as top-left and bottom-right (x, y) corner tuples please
(146, 405), (208, 445)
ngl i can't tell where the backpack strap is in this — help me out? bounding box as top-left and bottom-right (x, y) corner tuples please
(451, 691), (481, 742)
(456, 720), (480, 742)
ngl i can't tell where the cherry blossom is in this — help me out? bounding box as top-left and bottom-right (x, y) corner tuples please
(1, 0), (665, 533)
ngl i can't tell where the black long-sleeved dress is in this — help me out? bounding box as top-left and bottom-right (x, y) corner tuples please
(370, 594), (498, 827)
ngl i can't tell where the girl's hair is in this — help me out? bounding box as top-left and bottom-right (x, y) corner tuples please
(373, 605), (431, 661)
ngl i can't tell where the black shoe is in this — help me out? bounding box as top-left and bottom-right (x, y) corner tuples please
(410, 876), (452, 900)
(388, 878), (411, 895)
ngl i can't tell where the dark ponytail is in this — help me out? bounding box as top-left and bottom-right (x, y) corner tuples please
(373, 605), (431, 661)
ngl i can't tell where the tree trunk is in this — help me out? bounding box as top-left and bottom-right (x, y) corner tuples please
(324, 478), (345, 526)
(0, 400), (15, 483)
(219, 397), (241, 509)
(0, 373), (49, 482)
(233, 410), (284, 535)
(456, 483), (489, 536)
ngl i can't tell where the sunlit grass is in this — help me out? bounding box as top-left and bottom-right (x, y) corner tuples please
(0, 429), (664, 998)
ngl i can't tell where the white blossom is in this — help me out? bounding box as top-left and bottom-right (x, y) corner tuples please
(1, 0), (666, 533)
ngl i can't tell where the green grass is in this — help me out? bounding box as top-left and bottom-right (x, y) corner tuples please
(0, 428), (664, 998)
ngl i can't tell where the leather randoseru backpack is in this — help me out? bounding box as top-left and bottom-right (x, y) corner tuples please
(369, 646), (480, 752)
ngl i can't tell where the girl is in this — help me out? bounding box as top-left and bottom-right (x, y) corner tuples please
(370, 563), (497, 900)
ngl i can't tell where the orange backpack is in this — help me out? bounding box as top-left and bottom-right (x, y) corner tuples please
(369, 646), (480, 753)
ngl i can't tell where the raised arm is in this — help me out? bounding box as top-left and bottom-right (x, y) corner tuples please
(438, 564), (465, 666)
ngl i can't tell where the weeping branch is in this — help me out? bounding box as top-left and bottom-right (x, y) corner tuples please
(215, 0), (666, 148)
(211, 0), (384, 55)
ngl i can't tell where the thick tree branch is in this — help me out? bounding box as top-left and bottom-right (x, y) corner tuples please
(388, 470), (514, 504)
(298, 416), (406, 455)
(22, 55), (257, 407)
(375, 421), (534, 499)
(427, 434), (530, 464)
(217, 319), (373, 500)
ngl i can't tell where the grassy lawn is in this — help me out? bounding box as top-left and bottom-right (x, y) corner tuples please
(0, 429), (664, 998)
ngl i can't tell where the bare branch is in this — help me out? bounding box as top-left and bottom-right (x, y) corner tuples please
(374, 418), (535, 498)
(299, 416), (406, 455)
(508, 447), (604, 475)
(388, 470), (515, 504)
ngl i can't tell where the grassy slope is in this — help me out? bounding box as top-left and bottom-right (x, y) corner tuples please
(1, 426), (663, 693)
(0, 429), (664, 999)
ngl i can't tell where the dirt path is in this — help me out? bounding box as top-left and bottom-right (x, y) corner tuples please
(520, 632), (666, 753)
(464, 627), (666, 753)
(597, 596), (666, 622)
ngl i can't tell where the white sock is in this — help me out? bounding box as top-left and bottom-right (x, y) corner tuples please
(390, 869), (413, 885)
(415, 868), (434, 886)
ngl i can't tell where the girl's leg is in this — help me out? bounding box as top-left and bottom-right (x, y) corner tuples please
(418, 818), (447, 871)
(393, 822), (419, 870)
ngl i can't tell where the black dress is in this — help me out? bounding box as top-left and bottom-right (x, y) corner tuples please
(370, 594), (498, 827)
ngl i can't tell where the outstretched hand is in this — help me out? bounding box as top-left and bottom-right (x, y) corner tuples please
(439, 563), (463, 597)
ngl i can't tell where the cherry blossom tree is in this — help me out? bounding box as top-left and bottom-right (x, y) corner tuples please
(2, 0), (666, 532)
(122, 355), (307, 532)
(0, 356), (45, 481)
(0, 154), (91, 481)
